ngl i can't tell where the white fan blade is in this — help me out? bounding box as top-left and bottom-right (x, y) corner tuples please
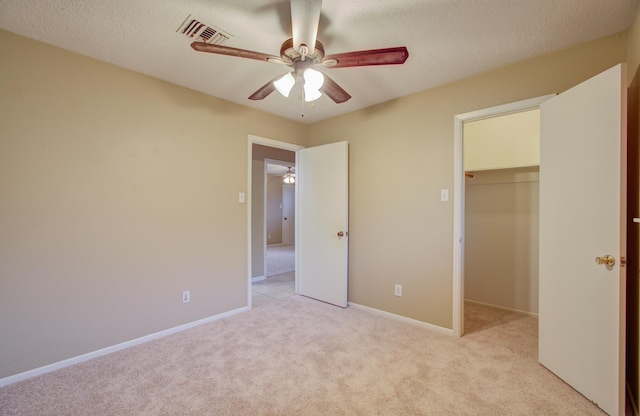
(290, 0), (322, 56)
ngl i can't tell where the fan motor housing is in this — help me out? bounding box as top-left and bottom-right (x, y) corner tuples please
(280, 38), (325, 65)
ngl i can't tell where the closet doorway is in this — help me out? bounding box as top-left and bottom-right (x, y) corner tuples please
(463, 110), (540, 333)
(452, 95), (553, 337)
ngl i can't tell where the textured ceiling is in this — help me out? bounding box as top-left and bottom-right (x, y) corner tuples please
(267, 164), (295, 176)
(0, 0), (636, 123)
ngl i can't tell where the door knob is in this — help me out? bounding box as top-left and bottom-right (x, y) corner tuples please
(595, 255), (615, 267)
(337, 231), (348, 238)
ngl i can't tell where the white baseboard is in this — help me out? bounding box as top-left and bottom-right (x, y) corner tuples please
(251, 275), (266, 282)
(348, 302), (453, 336)
(0, 305), (249, 388)
(465, 299), (538, 318)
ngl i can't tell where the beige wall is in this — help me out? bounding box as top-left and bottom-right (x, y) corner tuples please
(0, 30), (305, 379)
(464, 109), (540, 171)
(464, 169), (539, 314)
(250, 145), (296, 279)
(307, 33), (627, 328)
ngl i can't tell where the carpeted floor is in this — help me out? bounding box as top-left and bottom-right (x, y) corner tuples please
(266, 244), (295, 277)
(0, 298), (606, 415)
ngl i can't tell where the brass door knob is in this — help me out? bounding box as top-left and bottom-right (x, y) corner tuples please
(595, 255), (615, 267)
(337, 231), (347, 238)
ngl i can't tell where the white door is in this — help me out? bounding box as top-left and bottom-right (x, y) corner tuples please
(282, 184), (295, 245)
(296, 141), (349, 307)
(539, 64), (626, 416)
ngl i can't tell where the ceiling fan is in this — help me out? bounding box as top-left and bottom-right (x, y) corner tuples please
(190, 0), (409, 104)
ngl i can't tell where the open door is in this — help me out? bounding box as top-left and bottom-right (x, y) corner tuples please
(539, 64), (627, 415)
(297, 141), (349, 307)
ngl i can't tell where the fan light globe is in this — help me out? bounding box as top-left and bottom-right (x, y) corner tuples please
(303, 68), (324, 102)
(304, 85), (322, 102)
(274, 73), (296, 97)
(303, 68), (324, 89)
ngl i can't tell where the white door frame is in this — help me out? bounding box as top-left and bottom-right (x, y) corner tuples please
(452, 95), (555, 337)
(247, 135), (304, 308)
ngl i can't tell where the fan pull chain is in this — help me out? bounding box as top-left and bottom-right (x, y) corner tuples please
(300, 83), (305, 118)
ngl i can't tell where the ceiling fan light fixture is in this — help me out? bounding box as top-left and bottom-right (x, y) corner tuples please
(283, 167), (296, 184)
(190, 0), (409, 106)
(302, 68), (324, 102)
(303, 67), (324, 89)
(274, 72), (296, 97)
(304, 85), (322, 102)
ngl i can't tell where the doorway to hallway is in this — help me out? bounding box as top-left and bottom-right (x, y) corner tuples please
(248, 137), (301, 308)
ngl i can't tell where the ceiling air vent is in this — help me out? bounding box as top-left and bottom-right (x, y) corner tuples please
(177, 15), (232, 45)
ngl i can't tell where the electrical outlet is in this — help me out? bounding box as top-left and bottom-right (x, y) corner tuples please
(395, 284), (402, 297)
(182, 290), (191, 303)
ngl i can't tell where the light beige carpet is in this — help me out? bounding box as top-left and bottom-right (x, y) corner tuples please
(0, 297), (606, 415)
(266, 244), (295, 277)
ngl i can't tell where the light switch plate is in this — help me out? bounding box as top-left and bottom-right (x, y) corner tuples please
(440, 189), (449, 202)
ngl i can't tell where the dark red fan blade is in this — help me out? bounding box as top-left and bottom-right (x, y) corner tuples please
(248, 74), (286, 100)
(191, 42), (283, 63)
(320, 73), (351, 104)
(323, 46), (409, 68)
